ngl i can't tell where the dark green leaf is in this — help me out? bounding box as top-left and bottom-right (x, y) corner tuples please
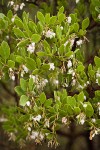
(82, 17), (89, 30)
(0, 41), (10, 60)
(94, 56), (100, 68)
(26, 57), (36, 70)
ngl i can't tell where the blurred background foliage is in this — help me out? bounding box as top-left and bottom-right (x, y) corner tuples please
(0, 0), (100, 150)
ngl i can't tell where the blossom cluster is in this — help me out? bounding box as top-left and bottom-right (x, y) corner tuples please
(96, 68), (100, 85)
(30, 131), (44, 141)
(27, 43), (35, 54)
(21, 65), (29, 77)
(29, 75), (48, 90)
(76, 113), (86, 125)
(43, 30), (56, 39)
(8, 1), (25, 11)
(97, 102), (100, 115)
(64, 38), (83, 48)
(90, 128), (100, 140)
(9, 68), (15, 81)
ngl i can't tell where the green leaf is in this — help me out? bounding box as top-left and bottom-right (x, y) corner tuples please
(58, 6), (64, 14)
(29, 78), (34, 91)
(36, 51), (46, 57)
(7, 10), (13, 20)
(36, 58), (41, 68)
(77, 64), (85, 72)
(37, 22), (43, 34)
(95, 6), (100, 13)
(73, 23), (79, 32)
(67, 96), (76, 107)
(14, 86), (25, 96)
(17, 39), (29, 47)
(43, 40), (50, 52)
(82, 17), (89, 30)
(29, 21), (37, 32)
(32, 69), (39, 74)
(77, 92), (84, 102)
(70, 13), (77, 23)
(45, 13), (50, 24)
(47, 134), (53, 140)
(94, 56), (100, 67)
(85, 102), (94, 117)
(58, 13), (65, 23)
(31, 34), (41, 43)
(44, 98), (52, 108)
(74, 107), (81, 114)
(0, 19), (6, 29)
(0, 41), (10, 60)
(19, 95), (29, 106)
(41, 64), (50, 70)
(79, 29), (86, 36)
(0, 58), (3, 68)
(15, 18), (23, 28)
(20, 78), (27, 91)
(37, 11), (45, 24)
(22, 11), (29, 23)
(65, 51), (73, 58)
(56, 26), (62, 39)
(26, 57), (36, 70)
(16, 56), (24, 63)
(40, 92), (46, 104)
(13, 28), (25, 38)
(67, 105), (73, 115)
(74, 49), (80, 54)
(59, 44), (64, 55)
(7, 60), (15, 68)
(96, 119), (100, 127)
(50, 16), (56, 24)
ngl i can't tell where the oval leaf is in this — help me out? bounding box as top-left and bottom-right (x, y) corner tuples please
(0, 41), (10, 60)
(19, 95), (29, 106)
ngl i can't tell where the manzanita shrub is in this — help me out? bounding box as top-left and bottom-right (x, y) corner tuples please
(0, 6), (100, 147)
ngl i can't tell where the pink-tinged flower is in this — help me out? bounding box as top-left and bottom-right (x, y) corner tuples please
(45, 30), (55, 39)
